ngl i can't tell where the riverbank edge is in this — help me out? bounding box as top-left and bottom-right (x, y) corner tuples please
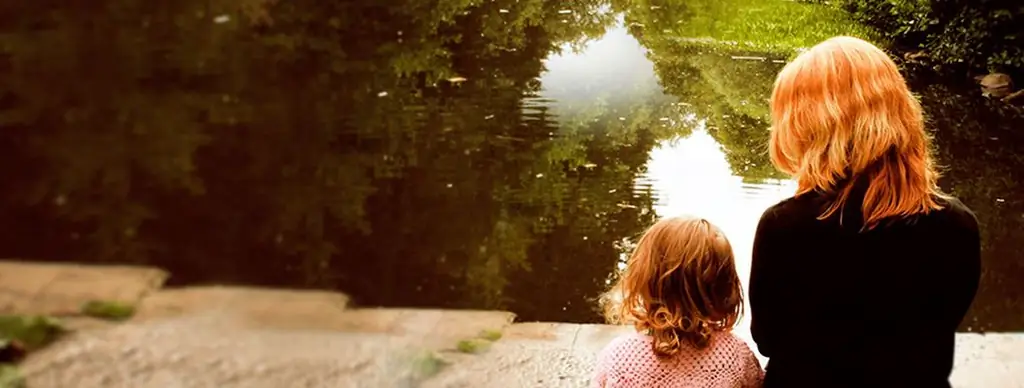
(1, 260), (1022, 387)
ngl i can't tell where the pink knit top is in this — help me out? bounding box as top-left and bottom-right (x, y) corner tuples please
(592, 332), (764, 388)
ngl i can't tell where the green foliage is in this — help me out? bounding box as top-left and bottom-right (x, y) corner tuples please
(80, 300), (136, 321)
(835, 0), (1024, 72)
(615, 0), (878, 55)
(0, 365), (25, 388)
(455, 339), (488, 353)
(478, 329), (503, 341)
(410, 351), (448, 379)
(0, 316), (64, 351)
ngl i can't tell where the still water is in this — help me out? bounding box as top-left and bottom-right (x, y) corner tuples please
(0, 2), (1020, 332)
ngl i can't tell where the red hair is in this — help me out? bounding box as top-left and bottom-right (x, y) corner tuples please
(769, 36), (944, 228)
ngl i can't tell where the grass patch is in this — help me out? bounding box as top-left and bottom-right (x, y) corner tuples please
(453, 329), (503, 354)
(80, 300), (135, 321)
(410, 351), (448, 379)
(689, 0), (880, 53)
(0, 315), (64, 388)
(0, 364), (24, 388)
(455, 339), (489, 354)
(478, 329), (502, 342)
(630, 0), (882, 56)
(0, 315), (64, 351)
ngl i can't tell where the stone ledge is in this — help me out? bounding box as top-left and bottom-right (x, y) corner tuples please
(0, 260), (168, 315)
(952, 333), (1024, 387)
(134, 286), (351, 324)
(2, 260), (1020, 387)
(500, 322), (1024, 387)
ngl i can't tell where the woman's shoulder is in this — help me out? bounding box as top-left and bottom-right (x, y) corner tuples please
(760, 193), (979, 232)
(933, 195), (980, 232)
(757, 195), (817, 229)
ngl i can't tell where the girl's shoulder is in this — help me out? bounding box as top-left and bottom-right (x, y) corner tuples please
(597, 331), (653, 360)
(594, 331), (764, 386)
(708, 332), (759, 358)
(598, 331), (754, 361)
(712, 331), (752, 347)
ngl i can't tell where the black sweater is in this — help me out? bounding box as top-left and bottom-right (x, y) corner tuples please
(749, 185), (981, 388)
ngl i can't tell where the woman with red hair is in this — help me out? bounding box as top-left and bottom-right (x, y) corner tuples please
(749, 36), (981, 388)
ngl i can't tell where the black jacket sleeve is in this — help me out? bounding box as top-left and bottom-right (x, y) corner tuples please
(749, 206), (787, 358)
(943, 209), (981, 331)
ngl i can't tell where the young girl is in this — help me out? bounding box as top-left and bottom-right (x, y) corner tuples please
(593, 216), (763, 387)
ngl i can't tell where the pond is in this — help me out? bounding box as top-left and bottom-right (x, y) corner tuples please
(0, 0), (1021, 333)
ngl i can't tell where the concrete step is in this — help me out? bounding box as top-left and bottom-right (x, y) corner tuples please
(953, 333), (1024, 388)
(504, 322), (632, 355)
(334, 308), (516, 349)
(430, 325), (1024, 388)
(20, 313), (432, 388)
(134, 286), (350, 328)
(138, 289), (514, 350)
(423, 323), (631, 388)
(0, 260), (168, 316)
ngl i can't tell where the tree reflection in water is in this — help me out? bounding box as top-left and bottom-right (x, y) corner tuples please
(618, 0), (1024, 331)
(0, 0), (668, 323)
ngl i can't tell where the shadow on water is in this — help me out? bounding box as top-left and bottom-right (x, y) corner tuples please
(0, 0), (1020, 329)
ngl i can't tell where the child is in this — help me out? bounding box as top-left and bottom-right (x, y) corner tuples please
(594, 216), (764, 387)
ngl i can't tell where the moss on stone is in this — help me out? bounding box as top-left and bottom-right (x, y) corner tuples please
(80, 300), (136, 321)
(0, 315), (64, 351)
(478, 329), (502, 342)
(411, 351), (447, 379)
(456, 339), (487, 354)
(0, 364), (24, 388)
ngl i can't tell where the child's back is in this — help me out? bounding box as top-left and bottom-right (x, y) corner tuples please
(593, 216), (764, 387)
(594, 331), (762, 388)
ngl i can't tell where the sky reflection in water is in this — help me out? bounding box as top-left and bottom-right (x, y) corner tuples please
(542, 23), (796, 350)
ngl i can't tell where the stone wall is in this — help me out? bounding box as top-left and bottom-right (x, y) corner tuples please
(2, 260), (1021, 387)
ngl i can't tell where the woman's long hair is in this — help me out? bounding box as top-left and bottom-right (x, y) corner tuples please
(601, 216), (743, 358)
(768, 36), (945, 228)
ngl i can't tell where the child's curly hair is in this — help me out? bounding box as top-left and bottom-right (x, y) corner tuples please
(601, 216), (743, 358)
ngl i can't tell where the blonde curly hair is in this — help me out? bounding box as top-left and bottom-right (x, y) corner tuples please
(601, 216), (743, 358)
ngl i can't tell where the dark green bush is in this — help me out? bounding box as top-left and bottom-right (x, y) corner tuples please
(835, 0), (1023, 73)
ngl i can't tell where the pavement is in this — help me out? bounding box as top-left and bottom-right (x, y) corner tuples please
(1, 260), (1022, 387)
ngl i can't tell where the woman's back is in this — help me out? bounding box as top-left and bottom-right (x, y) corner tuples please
(749, 189), (980, 387)
(751, 35), (982, 387)
(594, 332), (763, 388)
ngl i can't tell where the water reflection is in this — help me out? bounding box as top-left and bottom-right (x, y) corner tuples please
(0, 1), (1019, 330)
(914, 78), (1024, 333)
(640, 127), (795, 352)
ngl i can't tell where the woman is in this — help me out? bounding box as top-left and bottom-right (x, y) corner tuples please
(749, 36), (981, 388)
